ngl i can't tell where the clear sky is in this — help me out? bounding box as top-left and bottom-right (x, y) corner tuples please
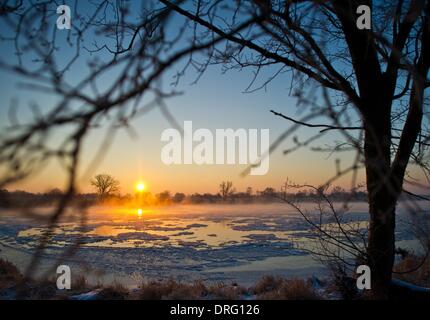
(0, 1), (425, 195)
(2, 62), (362, 194)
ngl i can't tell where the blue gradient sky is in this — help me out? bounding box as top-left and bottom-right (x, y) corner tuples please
(0, 1), (423, 195)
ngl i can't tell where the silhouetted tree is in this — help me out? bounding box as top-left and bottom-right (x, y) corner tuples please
(219, 181), (235, 201)
(262, 187), (276, 196)
(172, 192), (185, 203)
(157, 190), (171, 203)
(246, 187), (253, 196)
(159, 0), (430, 297)
(48, 188), (63, 196)
(90, 174), (120, 199)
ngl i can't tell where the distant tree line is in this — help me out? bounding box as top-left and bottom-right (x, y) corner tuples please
(0, 181), (372, 208)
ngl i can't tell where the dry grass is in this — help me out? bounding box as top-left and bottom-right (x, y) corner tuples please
(97, 282), (129, 300)
(0, 258), (63, 299)
(206, 282), (247, 300)
(138, 279), (206, 300)
(72, 274), (88, 291)
(252, 275), (321, 300)
(15, 281), (59, 300)
(393, 255), (430, 287)
(136, 279), (248, 300)
(326, 265), (358, 300)
(0, 258), (22, 289)
(1, 259), (327, 300)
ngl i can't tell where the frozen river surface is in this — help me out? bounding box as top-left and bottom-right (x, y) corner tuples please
(0, 202), (427, 286)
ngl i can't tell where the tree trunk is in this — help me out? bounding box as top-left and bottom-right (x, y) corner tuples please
(363, 101), (398, 299)
(366, 189), (396, 298)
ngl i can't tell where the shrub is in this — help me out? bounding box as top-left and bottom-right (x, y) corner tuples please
(97, 283), (129, 300)
(16, 281), (58, 300)
(394, 254), (430, 287)
(253, 276), (320, 300)
(207, 282), (247, 300)
(328, 265), (358, 300)
(138, 279), (205, 300)
(72, 274), (88, 291)
(0, 258), (22, 288)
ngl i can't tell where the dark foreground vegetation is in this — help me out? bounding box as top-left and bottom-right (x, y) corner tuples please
(1, 257), (429, 300)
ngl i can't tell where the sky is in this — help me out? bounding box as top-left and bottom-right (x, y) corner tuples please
(0, 1), (425, 195)
(1, 62), (359, 194)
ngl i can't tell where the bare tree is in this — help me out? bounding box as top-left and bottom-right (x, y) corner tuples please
(172, 192), (185, 203)
(246, 187), (253, 196)
(158, 0), (430, 297)
(0, 0), (429, 298)
(219, 181), (235, 201)
(90, 174), (120, 198)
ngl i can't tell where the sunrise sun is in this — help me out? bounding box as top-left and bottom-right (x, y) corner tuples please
(136, 182), (145, 192)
